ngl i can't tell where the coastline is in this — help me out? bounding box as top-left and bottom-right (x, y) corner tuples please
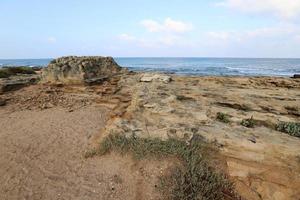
(0, 64), (300, 199)
(1, 57), (300, 77)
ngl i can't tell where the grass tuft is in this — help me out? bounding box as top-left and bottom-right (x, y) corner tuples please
(91, 134), (239, 200)
(216, 112), (231, 123)
(276, 122), (300, 138)
(241, 116), (256, 128)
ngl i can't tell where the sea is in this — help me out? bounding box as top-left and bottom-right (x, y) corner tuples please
(0, 57), (300, 77)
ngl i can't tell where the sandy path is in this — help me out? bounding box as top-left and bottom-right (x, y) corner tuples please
(0, 106), (167, 200)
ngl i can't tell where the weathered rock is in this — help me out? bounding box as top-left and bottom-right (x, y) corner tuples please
(0, 75), (39, 93)
(84, 75), (109, 85)
(42, 56), (123, 84)
(293, 74), (300, 79)
(0, 98), (6, 106)
(140, 74), (172, 83)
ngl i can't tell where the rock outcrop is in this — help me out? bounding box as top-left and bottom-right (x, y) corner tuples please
(293, 74), (300, 79)
(42, 56), (123, 84)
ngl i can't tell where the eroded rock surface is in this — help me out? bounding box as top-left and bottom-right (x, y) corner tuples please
(101, 73), (300, 200)
(42, 56), (123, 84)
(140, 73), (172, 83)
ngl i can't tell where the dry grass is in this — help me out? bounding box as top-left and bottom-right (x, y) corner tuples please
(87, 134), (239, 200)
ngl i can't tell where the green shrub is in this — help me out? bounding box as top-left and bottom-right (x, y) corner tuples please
(276, 122), (300, 138)
(241, 116), (256, 128)
(90, 134), (239, 200)
(0, 70), (10, 78)
(0, 66), (36, 78)
(216, 112), (230, 123)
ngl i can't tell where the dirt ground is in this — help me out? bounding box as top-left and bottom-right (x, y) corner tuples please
(0, 105), (174, 200)
(0, 75), (174, 200)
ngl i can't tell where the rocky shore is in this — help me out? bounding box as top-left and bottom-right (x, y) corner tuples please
(0, 57), (299, 200)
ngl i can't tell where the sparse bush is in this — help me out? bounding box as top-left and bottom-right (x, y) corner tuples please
(0, 70), (10, 78)
(241, 116), (256, 128)
(91, 134), (239, 200)
(216, 112), (230, 123)
(0, 67), (36, 78)
(276, 122), (300, 138)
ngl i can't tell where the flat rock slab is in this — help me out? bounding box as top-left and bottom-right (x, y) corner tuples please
(0, 75), (38, 93)
(84, 76), (109, 85)
(140, 73), (172, 83)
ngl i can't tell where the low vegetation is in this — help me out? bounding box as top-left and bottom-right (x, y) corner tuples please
(241, 117), (256, 128)
(216, 112), (231, 123)
(88, 134), (239, 200)
(0, 67), (36, 78)
(276, 122), (300, 138)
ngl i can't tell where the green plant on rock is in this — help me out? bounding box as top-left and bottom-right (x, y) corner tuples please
(90, 134), (239, 200)
(241, 116), (256, 128)
(216, 112), (231, 123)
(276, 122), (300, 138)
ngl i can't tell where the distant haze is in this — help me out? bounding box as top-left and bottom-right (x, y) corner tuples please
(1, 0), (300, 58)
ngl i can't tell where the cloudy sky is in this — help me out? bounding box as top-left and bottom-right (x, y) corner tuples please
(1, 0), (300, 58)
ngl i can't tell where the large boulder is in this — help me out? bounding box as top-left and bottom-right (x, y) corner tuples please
(42, 56), (123, 84)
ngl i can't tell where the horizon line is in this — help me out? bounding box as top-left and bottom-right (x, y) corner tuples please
(1, 56), (300, 60)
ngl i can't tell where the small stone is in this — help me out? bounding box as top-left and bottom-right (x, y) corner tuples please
(248, 136), (257, 143)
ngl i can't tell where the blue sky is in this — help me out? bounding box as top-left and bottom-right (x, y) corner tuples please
(1, 0), (300, 58)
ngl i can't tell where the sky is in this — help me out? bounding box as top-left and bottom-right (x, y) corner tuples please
(1, 0), (300, 58)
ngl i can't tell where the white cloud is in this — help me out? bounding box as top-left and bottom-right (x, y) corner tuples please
(140, 20), (162, 32)
(141, 18), (193, 33)
(118, 33), (136, 41)
(205, 24), (300, 44)
(47, 37), (57, 43)
(217, 0), (300, 19)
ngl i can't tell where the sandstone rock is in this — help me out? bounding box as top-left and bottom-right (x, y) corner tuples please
(42, 56), (122, 84)
(140, 74), (172, 83)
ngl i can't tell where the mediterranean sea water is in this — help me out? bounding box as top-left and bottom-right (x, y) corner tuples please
(1, 57), (300, 77)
